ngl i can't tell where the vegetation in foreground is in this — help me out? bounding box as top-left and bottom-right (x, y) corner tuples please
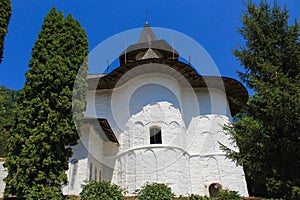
(79, 181), (246, 200)
(221, 1), (300, 199)
(3, 7), (88, 199)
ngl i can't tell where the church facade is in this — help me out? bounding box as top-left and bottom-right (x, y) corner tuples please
(62, 24), (249, 197)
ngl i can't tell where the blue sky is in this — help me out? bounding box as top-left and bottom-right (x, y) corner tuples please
(0, 0), (299, 91)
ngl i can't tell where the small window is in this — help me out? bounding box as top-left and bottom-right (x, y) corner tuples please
(209, 183), (221, 197)
(89, 163), (93, 181)
(150, 127), (162, 144)
(70, 159), (78, 190)
(95, 167), (97, 181)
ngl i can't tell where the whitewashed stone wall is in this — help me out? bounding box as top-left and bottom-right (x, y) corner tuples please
(114, 147), (190, 195)
(63, 126), (90, 195)
(65, 69), (248, 197)
(63, 121), (119, 195)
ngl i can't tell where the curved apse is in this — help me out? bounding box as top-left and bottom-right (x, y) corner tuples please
(129, 83), (181, 116)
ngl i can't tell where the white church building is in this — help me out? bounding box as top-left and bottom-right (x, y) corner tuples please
(62, 23), (249, 197)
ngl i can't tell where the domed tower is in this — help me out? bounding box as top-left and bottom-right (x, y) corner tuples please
(65, 23), (249, 197)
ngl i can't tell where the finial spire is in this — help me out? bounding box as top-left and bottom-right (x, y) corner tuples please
(145, 9), (149, 25)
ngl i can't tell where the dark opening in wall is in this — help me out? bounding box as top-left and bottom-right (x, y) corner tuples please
(70, 158), (78, 190)
(209, 183), (222, 197)
(150, 127), (162, 144)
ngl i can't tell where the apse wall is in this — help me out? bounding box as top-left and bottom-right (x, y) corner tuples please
(82, 67), (248, 197)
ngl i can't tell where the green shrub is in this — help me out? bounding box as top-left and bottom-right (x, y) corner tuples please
(26, 185), (63, 200)
(135, 182), (175, 200)
(177, 194), (211, 200)
(291, 186), (300, 200)
(80, 180), (125, 200)
(177, 195), (188, 200)
(189, 194), (211, 200)
(217, 190), (242, 200)
(64, 195), (79, 200)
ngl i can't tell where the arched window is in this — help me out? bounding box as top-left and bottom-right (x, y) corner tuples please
(89, 162), (93, 181)
(150, 127), (162, 144)
(99, 170), (102, 181)
(95, 167), (97, 181)
(209, 183), (222, 197)
(70, 158), (78, 190)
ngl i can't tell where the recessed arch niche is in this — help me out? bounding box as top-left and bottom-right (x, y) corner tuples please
(129, 83), (180, 116)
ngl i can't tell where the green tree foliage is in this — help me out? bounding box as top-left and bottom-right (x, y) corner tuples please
(4, 7), (88, 199)
(178, 191), (241, 200)
(80, 181), (125, 200)
(0, 0), (12, 63)
(135, 182), (175, 200)
(188, 194), (210, 200)
(178, 194), (211, 200)
(0, 86), (17, 157)
(222, 1), (300, 198)
(291, 186), (300, 200)
(218, 190), (242, 200)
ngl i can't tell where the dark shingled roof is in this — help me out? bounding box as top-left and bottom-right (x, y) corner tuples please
(87, 58), (248, 116)
(119, 23), (179, 65)
(122, 39), (178, 55)
(138, 22), (157, 43)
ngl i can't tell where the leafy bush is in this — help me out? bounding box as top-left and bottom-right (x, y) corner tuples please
(291, 186), (300, 200)
(26, 185), (63, 200)
(189, 194), (211, 200)
(217, 190), (242, 200)
(80, 180), (125, 200)
(135, 182), (175, 200)
(64, 195), (80, 200)
(177, 194), (211, 199)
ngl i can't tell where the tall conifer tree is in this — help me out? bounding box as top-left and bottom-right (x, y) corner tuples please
(0, 0), (12, 63)
(4, 8), (88, 199)
(0, 86), (17, 157)
(222, 1), (300, 198)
